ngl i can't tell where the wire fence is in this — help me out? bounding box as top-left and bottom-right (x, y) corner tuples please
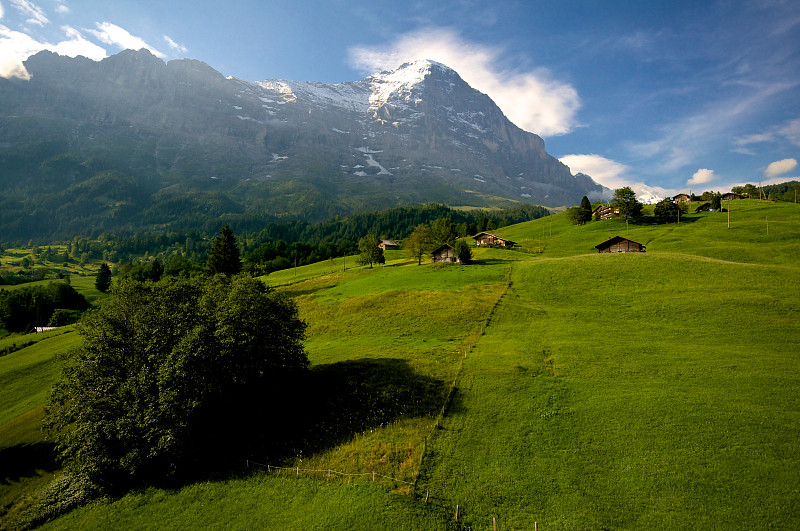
(245, 459), (415, 486)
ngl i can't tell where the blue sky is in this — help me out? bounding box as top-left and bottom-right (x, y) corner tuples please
(1, 0), (799, 200)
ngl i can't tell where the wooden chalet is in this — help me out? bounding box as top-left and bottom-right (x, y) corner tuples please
(594, 236), (645, 253)
(379, 239), (400, 251)
(431, 244), (460, 263)
(694, 202), (711, 213)
(720, 193), (744, 201)
(593, 204), (618, 220)
(472, 232), (516, 248)
(673, 193), (690, 203)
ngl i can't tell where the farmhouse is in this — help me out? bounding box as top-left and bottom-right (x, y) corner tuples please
(379, 239), (400, 251)
(673, 193), (690, 203)
(720, 193), (744, 201)
(472, 232), (516, 248)
(695, 202), (712, 213)
(595, 236), (646, 253)
(593, 204), (618, 220)
(431, 244), (460, 263)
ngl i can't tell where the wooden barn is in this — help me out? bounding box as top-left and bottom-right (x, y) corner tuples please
(594, 236), (646, 253)
(432, 244), (460, 263)
(695, 202), (712, 213)
(720, 193), (744, 201)
(673, 193), (690, 203)
(472, 232), (516, 248)
(379, 239), (400, 251)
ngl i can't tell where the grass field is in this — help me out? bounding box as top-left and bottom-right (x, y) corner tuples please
(2, 199), (799, 529)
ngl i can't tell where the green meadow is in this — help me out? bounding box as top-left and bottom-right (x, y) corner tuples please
(2, 199), (798, 529)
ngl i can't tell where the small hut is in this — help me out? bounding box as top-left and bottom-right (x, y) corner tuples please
(673, 193), (690, 203)
(379, 239), (400, 251)
(694, 202), (711, 213)
(432, 244), (460, 263)
(472, 232), (516, 247)
(594, 236), (645, 253)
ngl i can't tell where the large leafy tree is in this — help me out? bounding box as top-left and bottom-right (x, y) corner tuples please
(612, 187), (644, 221)
(404, 224), (432, 265)
(654, 198), (684, 223)
(356, 233), (383, 268)
(45, 275), (307, 492)
(206, 224), (241, 276)
(430, 217), (457, 248)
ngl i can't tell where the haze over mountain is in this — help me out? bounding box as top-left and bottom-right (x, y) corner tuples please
(0, 49), (604, 240)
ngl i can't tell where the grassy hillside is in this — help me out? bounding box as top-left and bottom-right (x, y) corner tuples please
(3, 199), (799, 529)
(0, 329), (81, 524)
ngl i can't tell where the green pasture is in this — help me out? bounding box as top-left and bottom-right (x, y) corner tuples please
(1, 330), (80, 523)
(419, 253), (800, 529)
(4, 199), (800, 529)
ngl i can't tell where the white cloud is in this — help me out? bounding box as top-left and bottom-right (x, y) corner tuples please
(0, 24), (40, 79)
(0, 24), (106, 79)
(0, 3), (5, 19)
(560, 154), (631, 189)
(88, 21), (164, 58)
(688, 168), (717, 185)
(163, 34), (186, 54)
(559, 153), (670, 203)
(10, 0), (48, 26)
(348, 27), (580, 136)
(56, 4), (69, 14)
(765, 158), (797, 177)
(53, 26), (105, 60)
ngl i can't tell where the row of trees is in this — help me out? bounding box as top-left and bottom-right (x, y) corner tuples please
(0, 283), (89, 332)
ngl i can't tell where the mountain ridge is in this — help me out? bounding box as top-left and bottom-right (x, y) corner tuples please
(0, 49), (605, 240)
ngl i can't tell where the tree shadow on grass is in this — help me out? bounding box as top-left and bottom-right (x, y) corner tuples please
(0, 442), (58, 486)
(248, 358), (449, 461)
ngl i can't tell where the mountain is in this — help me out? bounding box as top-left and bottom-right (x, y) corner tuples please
(0, 49), (604, 241)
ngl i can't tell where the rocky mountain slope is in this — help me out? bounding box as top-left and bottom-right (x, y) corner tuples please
(0, 49), (603, 240)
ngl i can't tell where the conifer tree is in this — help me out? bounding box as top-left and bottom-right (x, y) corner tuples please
(95, 263), (112, 292)
(206, 225), (241, 276)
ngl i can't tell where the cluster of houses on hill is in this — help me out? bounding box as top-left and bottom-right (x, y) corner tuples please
(673, 192), (744, 203)
(377, 232), (518, 264)
(431, 232), (518, 263)
(381, 231), (648, 261)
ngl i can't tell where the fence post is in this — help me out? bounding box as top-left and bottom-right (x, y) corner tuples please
(493, 517), (497, 531)
(372, 471), (375, 482)
(425, 490), (429, 504)
(296, 466), (299, 475)
(455, 505), (459, 521)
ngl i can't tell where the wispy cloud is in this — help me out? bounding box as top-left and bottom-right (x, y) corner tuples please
(734, 117), (800, 151)
(163, 35), (186, 54)
(10, 0), (48, 27)
(348, 27), (580, 136)
(765, 158), (797, 177)
(0, 24), (106, 79)
(688, 168), (718, 185)
(88, 21), (164, 58)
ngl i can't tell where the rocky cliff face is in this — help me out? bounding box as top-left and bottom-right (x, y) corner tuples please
(0, 49), (603, 238)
